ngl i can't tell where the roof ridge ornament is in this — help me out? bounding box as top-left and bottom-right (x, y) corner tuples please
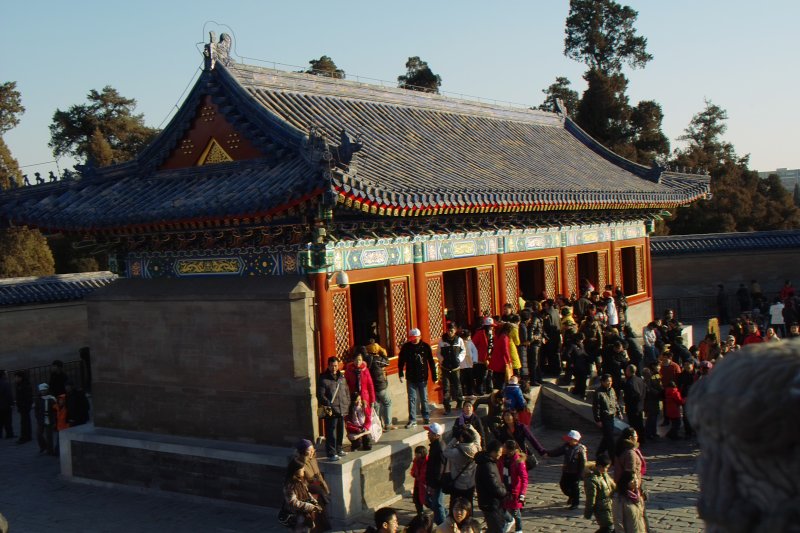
(204, 31), (234, 71)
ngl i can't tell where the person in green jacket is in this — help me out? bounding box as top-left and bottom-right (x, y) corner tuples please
(584, 453), (616, 533)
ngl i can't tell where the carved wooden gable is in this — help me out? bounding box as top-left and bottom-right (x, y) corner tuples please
(160, 95), (263, 170)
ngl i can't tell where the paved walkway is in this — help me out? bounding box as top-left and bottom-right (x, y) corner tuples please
(0, 414), (703, 532)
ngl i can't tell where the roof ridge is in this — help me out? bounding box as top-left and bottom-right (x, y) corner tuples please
(224, 62), (564, 128)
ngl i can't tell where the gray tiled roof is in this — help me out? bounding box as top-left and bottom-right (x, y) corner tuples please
(0, 59), (709, 232)
(650, 230), (800, 255)
(223, 64), (709, 214)
(0, 272), (117, 306)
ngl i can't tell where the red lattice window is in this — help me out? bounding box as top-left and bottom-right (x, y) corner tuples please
(427, 275), (445, 344)
(505, 264), (519, 311)
(544, 258), (559, 300)
(476, 268), (494, 317)
(597, 250), (609, 290)
(635, 246), (646, 294)
(331, 289), (353, 358)
(566, 256), (578, 297)
(389, 279), (410, 357)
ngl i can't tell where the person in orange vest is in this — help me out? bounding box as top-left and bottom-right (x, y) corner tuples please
(53, 393), (69, 454)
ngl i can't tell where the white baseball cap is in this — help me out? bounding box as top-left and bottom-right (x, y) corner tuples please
(408, 328), (422, 338)
(563, 429), (582, 442)
(424, 422), (445, 435)
(482, 317), (494, 326)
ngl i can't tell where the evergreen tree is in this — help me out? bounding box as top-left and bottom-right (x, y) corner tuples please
(0, 82), (25, 136)
(537, 76), (579, 117)
(628, 100), (670, 164)
(397, 57), (442, 94)
(575, 69), (631, 151)
(565, 0), (652, 73)
(665, 100), (800, 235)
(306, 56), (345, 79)
(49, 86), (158, 168)
(564, 0), (668, 165)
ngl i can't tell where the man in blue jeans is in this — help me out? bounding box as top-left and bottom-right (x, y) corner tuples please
(398, 328), (437, 429)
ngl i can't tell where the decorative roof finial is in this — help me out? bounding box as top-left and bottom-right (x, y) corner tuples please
(554, 98), (568, 118)
(204, 31), (234, 70)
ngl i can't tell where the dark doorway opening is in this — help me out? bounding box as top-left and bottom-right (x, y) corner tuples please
(349, 280), (390, 348)
(518, 259), (546, 303)
(620, 247), (639, 296)
(577, 252), (600, 292)
(443, 270), (470, 331)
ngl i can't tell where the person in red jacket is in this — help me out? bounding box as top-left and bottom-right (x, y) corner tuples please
(497, 440), (528, 533)
(742, 323), (764, 345)
(663, 381), (685, 440)
(345, 352), (376, 428)
(471, 317), (494, 395)
(410, 445), (428, 516)
(489, 323), (513, 391)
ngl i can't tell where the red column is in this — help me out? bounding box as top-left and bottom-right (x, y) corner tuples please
(314, 272), (335, 373)
(609, 240), (618, 289)
(645, 237), (655, 321)
(560, 246), (570, 299)
(413, 262), (430, 342)
(496, 252), (507, 309)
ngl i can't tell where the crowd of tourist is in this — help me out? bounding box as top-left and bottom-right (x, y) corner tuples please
(0, 360), (90, 456)
(285, 277), (800, 532)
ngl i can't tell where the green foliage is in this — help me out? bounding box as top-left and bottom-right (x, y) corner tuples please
(565, 0), (652, 74)
(794, 182), (800, 207)
(0, 138), (55, 278)
(397, 57), (442, 94)
(666, 100), (800, 234)
(576, 69), (630, 151)
(47, 234), (104, 273)
(306, 56), (345, 79)
(0, 82), (25, 136)
(563, 2), (667, 166)
(537, 76), (579, 117)
(49, 86), (158, 167)
(628, 100), (670, 164)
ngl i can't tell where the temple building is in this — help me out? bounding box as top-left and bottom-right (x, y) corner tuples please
(0, 34), (709, 520)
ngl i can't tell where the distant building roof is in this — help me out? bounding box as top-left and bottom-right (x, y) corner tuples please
(0, 38), (709, 234)
(650, 230), (800, 256)
(0, 272), (118, 306)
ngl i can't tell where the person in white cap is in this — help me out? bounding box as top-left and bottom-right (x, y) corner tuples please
(34, 383), (56, 455)
(398, 328), (437, 428)
(546, 429), (587, 510)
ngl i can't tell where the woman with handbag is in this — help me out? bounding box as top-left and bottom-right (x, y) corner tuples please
(442, 425), (481, 514)
(295, 439), (332, 532)
(492, 410), (547, 471)
(282, 458), (323, 533)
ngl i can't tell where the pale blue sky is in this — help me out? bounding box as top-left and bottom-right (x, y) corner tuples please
(3, 1), (798, 179)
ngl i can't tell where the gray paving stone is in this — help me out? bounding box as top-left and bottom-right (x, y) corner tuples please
(0, 418), (704, 532)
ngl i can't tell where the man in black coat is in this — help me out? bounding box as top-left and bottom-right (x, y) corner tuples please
(475, 439), (507, 533)
(593, 374), (622, 459)
(0, 371), (14, 439)
(623, 364), (647, 443)
(317, 357), (351, 461)
(14, 371), (33, 443)
(398, 328), (437, 428)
